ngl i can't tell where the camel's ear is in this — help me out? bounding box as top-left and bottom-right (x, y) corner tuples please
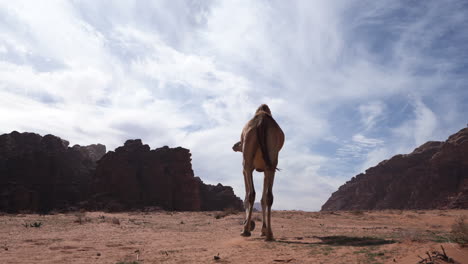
(232, 141), (242, 152)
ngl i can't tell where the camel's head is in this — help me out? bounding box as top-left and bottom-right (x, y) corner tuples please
(232, 141), (242, 152)
(255, 104), (272, 116)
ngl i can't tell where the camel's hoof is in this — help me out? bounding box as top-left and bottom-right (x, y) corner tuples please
(240, 231), (251, 237)
(265, 236), (275, 242)
(250, 220), (255, 231)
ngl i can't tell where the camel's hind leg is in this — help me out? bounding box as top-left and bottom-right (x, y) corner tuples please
(262, 168), (275, 241)
(241, 165), (255, 237)
(260, 178), (267, 237)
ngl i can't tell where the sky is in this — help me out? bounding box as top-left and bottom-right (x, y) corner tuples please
(1, 0), (467, 211)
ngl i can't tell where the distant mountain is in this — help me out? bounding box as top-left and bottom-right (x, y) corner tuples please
(253, 202), (262, 211)
(0, 131), (243, 213)
(322, 127), (468, 211)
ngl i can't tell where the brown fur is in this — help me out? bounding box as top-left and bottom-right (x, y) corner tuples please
(255, 113), (280, 170)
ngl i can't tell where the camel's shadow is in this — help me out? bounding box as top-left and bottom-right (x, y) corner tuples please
(275, 235), (396, 247)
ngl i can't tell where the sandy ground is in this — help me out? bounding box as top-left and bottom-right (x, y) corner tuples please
(0, 210), (467, 264)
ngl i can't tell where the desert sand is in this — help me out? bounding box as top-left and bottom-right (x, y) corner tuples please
(0, 210), (467, 264)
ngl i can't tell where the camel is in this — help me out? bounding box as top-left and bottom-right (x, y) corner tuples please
(232, 104), (285, 241)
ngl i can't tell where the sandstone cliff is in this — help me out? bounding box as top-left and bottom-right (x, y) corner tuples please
(0, 131), (104, 213)
(88, 140), (243, 211)
(197, 180), (244, 211)
(0, 132), (243, 212)
(321, 127), (468, 211)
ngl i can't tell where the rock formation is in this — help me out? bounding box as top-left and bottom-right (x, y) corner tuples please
(89, 140), (243, 211)
(321, 127), (468, 211)
(90, 140), (202, 211)
(73, 144), (106, 162)
(197, 179), (244, 211)
(0, 131), (243, 212)
(0, 131), (104, 213)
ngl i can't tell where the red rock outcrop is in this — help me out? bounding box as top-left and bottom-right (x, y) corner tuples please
(0, 131), (243, 212)
(90, 140), (202, 211)
(73, 144), (106, 162)
(0, 131), (104, 213)
(197, 179), (243, 211)
(89, 140), (243, 211)
(321, 127), (468, 211)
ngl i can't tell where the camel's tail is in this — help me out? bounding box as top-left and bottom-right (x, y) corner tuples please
(257, 115), (275, 171)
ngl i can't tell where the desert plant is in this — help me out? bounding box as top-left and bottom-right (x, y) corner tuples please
(74, 212), (91, 224)
(31, 222), (42, 228)
(214, 207), (240, 219)
(450, 216), (468, 246)
(23, 221), (42, 228)
(350, 210), (365, 216)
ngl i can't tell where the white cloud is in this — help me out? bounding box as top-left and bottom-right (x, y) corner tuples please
(359, 147), (391, 173)
(392, 97), (438, 151)
(359, 101), (385, 130)
(352, 134), (384, 147)
(413, 99), (438, 145)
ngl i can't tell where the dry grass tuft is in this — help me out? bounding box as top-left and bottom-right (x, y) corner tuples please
(214, 207), (240, 219)
(350, 210), (365, 216)
(450, 216), (468, 246)
(74, 212), (91, 224)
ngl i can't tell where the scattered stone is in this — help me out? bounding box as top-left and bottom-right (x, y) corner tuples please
(273, 259), (294, 263)
(111, 217), (120, 225)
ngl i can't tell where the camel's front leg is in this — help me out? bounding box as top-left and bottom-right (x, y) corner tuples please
(241, 166), (255, 237)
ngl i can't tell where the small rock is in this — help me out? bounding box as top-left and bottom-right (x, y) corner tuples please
(111, 217), (120, 225)
(97, 253), (101, 256)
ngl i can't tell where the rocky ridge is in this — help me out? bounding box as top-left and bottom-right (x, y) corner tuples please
(321, 127), (468, 211)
